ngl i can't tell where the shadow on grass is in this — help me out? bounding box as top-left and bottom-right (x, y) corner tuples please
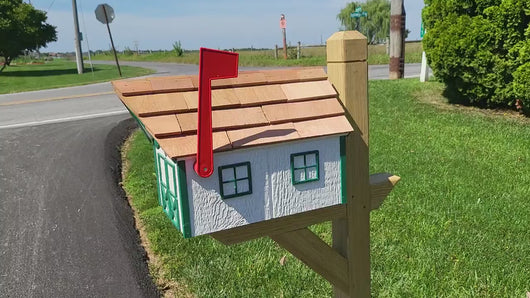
(441, 82), (484, 107)
(442, 82), (530, 117)
(0, 67), (103, 77)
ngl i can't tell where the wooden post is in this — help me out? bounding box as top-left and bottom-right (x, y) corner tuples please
(389, 0), (405, 79)
(327, 31), (370, 297)
(282, 28), (288, 59)
(275, 44), (278, 60)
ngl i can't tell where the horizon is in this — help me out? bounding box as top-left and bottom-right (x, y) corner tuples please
(29, 0), (425, 53)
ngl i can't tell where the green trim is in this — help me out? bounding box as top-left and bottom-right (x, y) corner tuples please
(177, 160), (192, 238)
(169, 162), (180, 229)
(290, 150), (320, 185)
(218, 162), (252, 199)
(126, 107), (153, 142)
(167, 162), (177, 226)
(340, 136), (347, 204)
(164, 160), (170, 211)
(153, 143), (163, 207)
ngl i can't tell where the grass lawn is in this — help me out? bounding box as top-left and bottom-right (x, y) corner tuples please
(92, 42), (423, 67)
(122, 79), (530, 297)
(0, 60), (154, 94)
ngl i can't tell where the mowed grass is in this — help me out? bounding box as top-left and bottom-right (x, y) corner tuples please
(92, 42), (423, 67)
(122, 79), (530, 297)
(0, 60), (154, 94)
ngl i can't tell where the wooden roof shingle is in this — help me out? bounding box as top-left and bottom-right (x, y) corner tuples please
(112, 67), (353, 159)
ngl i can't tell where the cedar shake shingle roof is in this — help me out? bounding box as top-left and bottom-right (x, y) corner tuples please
(112, 67), (353, 159)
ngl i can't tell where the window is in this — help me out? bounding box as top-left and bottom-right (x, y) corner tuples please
(218, 162), (252, 199)
(291, 150), (319, 184)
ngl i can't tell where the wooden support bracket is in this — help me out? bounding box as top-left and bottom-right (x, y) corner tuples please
(370, 173), (401, 210)
(270, 228), (349, 293)
(210, 172), (399, 294)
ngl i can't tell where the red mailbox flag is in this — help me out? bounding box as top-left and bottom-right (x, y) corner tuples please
(195, 48), (239, 178)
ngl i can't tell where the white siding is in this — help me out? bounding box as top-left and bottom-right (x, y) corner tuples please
(181, 136), (344, 237)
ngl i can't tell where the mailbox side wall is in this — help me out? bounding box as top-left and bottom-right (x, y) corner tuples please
(182, 136), (343, 237)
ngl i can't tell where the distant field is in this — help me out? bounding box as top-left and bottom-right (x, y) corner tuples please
(0, 60), (154, 94)
(90, 42), (423, 66)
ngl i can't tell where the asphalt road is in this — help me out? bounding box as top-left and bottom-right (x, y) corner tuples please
(0, 115), (158, 297)
(0, 61), (425, 297)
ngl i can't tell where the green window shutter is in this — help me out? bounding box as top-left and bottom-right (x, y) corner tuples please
(290, 150), (320, 185)
(154, 147), (190, 236)
(218, 162), (252, 199)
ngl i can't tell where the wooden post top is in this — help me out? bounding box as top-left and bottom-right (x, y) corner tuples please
(326, 31), (367, 63)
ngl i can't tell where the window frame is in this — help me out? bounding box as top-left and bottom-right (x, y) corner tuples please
(218, 161), (253, 199)
(290, 150), (320, 185)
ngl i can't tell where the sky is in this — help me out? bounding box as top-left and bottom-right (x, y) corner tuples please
(30, 0), (425, 53)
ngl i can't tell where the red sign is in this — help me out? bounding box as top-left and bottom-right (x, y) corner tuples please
(195, 48), (239, 178)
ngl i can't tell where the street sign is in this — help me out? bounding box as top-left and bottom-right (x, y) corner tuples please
(355, 7), (362, 13)
(420, 22), (425, 38)
(95, 3), (121, 76)
(95, 4), (114, 24)
(351, 11), (367, 18)
(280, 14), (286, 29)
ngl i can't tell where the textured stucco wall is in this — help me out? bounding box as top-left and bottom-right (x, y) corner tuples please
(181, 136), (344, 236)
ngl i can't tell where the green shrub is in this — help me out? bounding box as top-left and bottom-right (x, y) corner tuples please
(173, 41), (183, 57)
(423, 0), (530, 109)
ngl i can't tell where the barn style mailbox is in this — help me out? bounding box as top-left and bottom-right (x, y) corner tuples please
(113, 49), (353, 238)
(113, 32), (399, 296)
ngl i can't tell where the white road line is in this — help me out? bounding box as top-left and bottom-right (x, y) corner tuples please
(0, 82), (111, 97)
(0, 110), (129, 130)
(0, 91), (115, 106)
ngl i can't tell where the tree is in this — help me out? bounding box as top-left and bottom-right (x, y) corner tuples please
(173, 40), (183, 57)
(337, 0), (391, 44)
(423, 0), (530, 110)
(0, 0), (57, 72)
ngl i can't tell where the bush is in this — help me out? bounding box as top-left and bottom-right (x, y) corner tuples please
(173, 41), (183, 57)
(423, 0), (530, 109)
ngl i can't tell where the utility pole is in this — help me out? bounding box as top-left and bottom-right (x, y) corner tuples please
(72, 0), (84, 74)
(389, 0), (405, 79)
